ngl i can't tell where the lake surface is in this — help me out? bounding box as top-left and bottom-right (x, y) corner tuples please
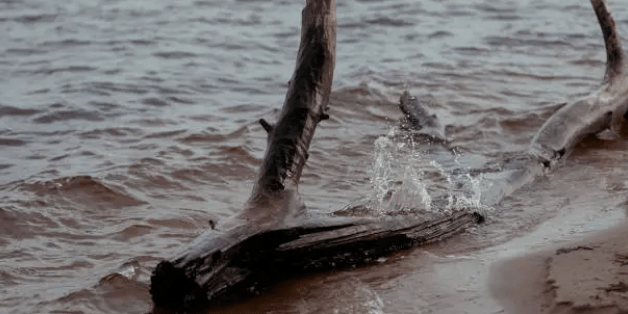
(2, 0), (628, 313)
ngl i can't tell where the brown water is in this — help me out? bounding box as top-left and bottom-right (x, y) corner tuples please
(2, 0), (628, 313)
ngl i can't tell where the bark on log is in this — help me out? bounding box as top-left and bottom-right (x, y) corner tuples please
(151, 211), (480, 309)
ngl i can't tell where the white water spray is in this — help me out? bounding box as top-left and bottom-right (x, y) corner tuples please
(370, 129), (492, 215)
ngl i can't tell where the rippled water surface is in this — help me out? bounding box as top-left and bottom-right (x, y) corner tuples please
(2, 0), (628, 313)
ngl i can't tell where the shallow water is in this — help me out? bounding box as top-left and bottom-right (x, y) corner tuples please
(2, 0), (628, 313)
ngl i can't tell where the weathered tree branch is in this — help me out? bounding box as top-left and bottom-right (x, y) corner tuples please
(252, 0), (335, 204)
(529, 0), (627, 169)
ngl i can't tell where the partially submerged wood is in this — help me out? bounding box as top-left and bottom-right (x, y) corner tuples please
(151, 0), (480, 309)
(151, 211), (479, 308)
(398, 91), (446, 143)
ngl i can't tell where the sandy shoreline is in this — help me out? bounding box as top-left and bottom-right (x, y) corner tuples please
(490, 221), (628, 314)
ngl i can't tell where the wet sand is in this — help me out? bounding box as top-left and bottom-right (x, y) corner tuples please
(491, 219), (628, 314)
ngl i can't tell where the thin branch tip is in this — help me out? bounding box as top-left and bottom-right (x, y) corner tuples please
(259, 118), (274, 133)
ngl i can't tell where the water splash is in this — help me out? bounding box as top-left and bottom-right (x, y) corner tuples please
(370, 128), (492, 215)
(371, 132), (432, 213)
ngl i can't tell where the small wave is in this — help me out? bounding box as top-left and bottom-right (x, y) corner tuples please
(220, 103), (265, 114)
(178, 132), (228, 143)
(472, 3), (516, 14)
(33, 109), (104, 124)
(152, 51), (197, 59)
(0, 138), (26, 146)
(3, 13), (57, 23)
(4, 47), (47, 56)
(0, 206), (60, 240)
(484, 35), (573, 50)
(78, 127), (142, 139)
(87, 101), (121, 111)
(485, 69), (580, 81)
(130, 39), (154, 46)
(74, 81), (150, 96)
(113, 224), (154, 241)
(488, 14), (523, 21)
(452, 46), (491, 56)
(46, 273), (151, 314)
(140, 97), (169, 107)
(365, 17), (414, 27)
(29, 65), (97, 75)
(178, 126), (250, 144)
(0, 105), (40, 118)
(143, 129), (187, 139)
(167, 96), (196, 104)
(39, 39), (92, 48)
(569, 58), (605, 67)
(19, 176), (146, 210)
(194, 0), (218, 7)
(0, 270), (19, 286)
(428, 31), (453, 39)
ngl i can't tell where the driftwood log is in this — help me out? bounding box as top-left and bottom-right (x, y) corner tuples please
(149, 0), (627, 310)
(150, 0), (480, 310)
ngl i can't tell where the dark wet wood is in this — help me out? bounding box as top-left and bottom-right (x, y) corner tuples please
(150, 210), (479, 309)
(398, 91), (440, 131)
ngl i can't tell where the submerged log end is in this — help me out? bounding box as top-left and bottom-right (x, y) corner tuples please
(320, 112), (330, 121)
(472, 211), (485, 224)
(150, 260), (205, 309)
